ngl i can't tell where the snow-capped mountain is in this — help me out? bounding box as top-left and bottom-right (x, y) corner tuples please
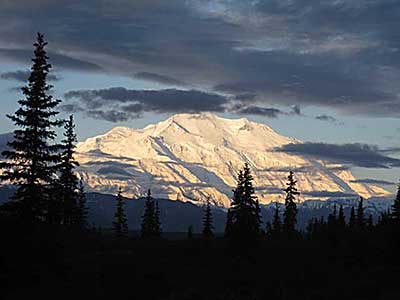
(75, 113), (390, 207)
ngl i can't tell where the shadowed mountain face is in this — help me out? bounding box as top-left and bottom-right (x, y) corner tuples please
(75, 113), (390, 207)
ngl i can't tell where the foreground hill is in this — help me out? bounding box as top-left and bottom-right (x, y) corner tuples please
(75, 113), (389, 207)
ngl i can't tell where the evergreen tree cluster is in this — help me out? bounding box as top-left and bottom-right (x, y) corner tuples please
(0, 33), (87, 228)
(305, 197), (377, 241)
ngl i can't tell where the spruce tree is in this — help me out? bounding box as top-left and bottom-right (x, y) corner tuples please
(202, 196), (214, 238)
(224, 208), (233, 238)
(283, 171), (299, 237)
(392, 183), (400, 222)
(113, 187), (128, 237)
(155, 200), (162, 237)
(76, 179), (88, 228)
(356, 197), (365, 229)
(141, 189), (161, 238)
(229, 163), (259, 240)
(0, 33), (63, 223)
(58, 115), (79, 225)
(269, 202), (281, 239)
(378, 210), (391, 227)
(337, 205), (346, 229)
(328, 204), (337, 228)
(255, 199), (262, 233)
(349, 206), (356, 229)
(141, 189), (155, 238)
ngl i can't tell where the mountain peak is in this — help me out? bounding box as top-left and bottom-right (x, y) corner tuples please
(76, 113), (390, 206)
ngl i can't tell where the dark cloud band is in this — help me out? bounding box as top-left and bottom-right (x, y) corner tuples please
(0, 0), (400, 117)
(276, 142), (400, 168)
(1, 70), (60, 82)
(63, 87), (292, 122)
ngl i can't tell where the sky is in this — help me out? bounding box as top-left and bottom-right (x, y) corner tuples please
(0, 0), (400, 193)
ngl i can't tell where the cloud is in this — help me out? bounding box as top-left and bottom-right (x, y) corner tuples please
(64, 87), (230, 121)
(1, 0), (400, 117)
(276, 142), (400, 168)
(291, 105), (301, 116)
(234, 105), (284, 118)
(134, 72), (186, 86)
(1, 70), (60, 82)
(315, 115), (337, 123)
(59, 104), (82, 113)
(86, 110), (131, 122)
(350, 178), (397, 186)
(64, 86), (302, 121)
(0, 49), (102, 72)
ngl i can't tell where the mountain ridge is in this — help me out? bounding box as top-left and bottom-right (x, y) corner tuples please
(75, 113), (390, 207)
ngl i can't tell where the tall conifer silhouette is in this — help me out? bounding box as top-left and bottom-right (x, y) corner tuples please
(328, 204), (337, 228)
(283, 171), (299, 237)
(224, 209), (233, 238)
(113, 187), (128, 237)
(155, 200), (162, 237)
(141, 189), (161, 238)
(202, 196), (214, 238)
(337, 205), (346, 229)
(229, 163), (259, 240)
(0, 33), (63, 223)
(268, 202), (281, 239)
(76, 179), (88, 228)
(356, 197), (365, 229)
(392, 183), (400, 222)
(58, 115), (79, 225)
(349, 206), (356, 229)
